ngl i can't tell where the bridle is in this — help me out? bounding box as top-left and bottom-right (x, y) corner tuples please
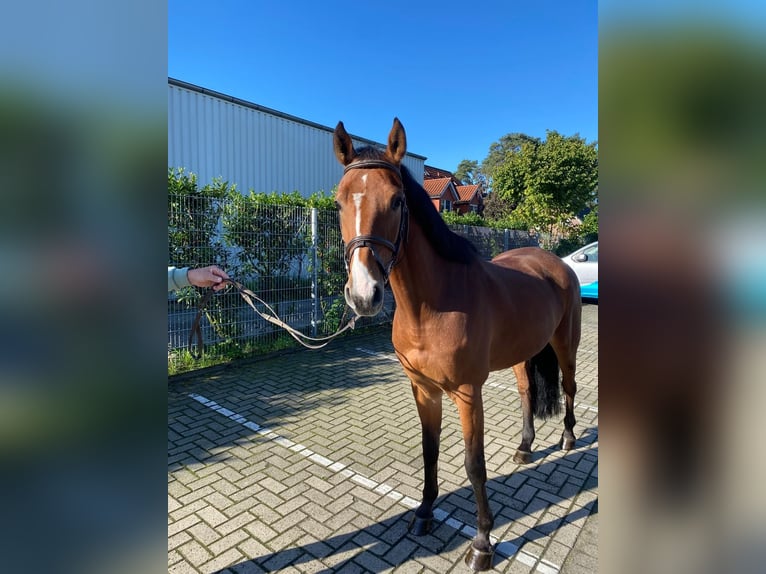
(341, 159), (409, 283)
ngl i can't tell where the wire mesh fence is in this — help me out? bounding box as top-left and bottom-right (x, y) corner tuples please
(168, 192), (536, 373)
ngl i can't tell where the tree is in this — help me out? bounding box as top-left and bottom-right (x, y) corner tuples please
(481, 133), (541, 187)
(455, 159), (488, 194)
(455, 159), (479, 184)
(492, 131), (598, 247)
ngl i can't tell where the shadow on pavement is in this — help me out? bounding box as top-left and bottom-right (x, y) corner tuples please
(212, 433), (598, 573)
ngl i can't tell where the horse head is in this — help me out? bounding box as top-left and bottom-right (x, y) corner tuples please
(333, 118), (408, 316)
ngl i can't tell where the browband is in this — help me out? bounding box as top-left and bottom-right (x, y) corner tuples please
(343, 159), (402, 177)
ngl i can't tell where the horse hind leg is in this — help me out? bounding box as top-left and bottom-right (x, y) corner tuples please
(558, 357), (577, 451)
(512, 343), (563, 463)
(552, 331), (579, 451)
(511, 362), (535, 464)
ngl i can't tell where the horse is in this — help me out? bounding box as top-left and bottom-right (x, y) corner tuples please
(332, 118), (581, 571)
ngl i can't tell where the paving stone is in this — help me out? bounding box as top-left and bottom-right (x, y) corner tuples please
(168, 306), (599, 573)
(188, 521), (221, 546)
(178, 539), (213, 567)
(201, 547), (243, 572)
(168, 514), (202, 538)
(208, 529), (250, 556)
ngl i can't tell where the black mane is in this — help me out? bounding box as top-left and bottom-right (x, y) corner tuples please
(349, 147), (478, 264)
(400, 165), (478, 264)
(353, 146), (388, 161)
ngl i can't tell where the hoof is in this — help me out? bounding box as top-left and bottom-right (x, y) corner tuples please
(513, 449), (532, 464)
(464, 544), (494, 571)
(560, 437), (576, 451)
(409, 514), (432, 536)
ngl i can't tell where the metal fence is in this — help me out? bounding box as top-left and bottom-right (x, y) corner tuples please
(168, 194), (536, 372)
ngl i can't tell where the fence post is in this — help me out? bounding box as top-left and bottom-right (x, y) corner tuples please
(504, 228), (510, 252)
(310, 207), (319, 337)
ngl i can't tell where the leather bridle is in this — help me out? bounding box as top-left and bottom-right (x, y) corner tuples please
(341, 159), (409, 283)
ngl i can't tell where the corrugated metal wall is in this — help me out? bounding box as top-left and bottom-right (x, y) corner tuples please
(168, 79), (426, 196)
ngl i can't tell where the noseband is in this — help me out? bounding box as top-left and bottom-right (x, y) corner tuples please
(342, 160), (409, 283)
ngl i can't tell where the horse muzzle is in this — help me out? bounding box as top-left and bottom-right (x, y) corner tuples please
(344, 251), (385, 316)
(344, 281), (384, 317)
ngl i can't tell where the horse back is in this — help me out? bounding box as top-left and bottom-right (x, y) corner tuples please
(490, 247), (579, 292)
(481, 247), (580, 369)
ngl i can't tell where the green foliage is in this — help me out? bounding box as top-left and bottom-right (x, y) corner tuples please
(168, 168), (351, 367)
(313, 209), (346, 324)
(168, 168), (231, 268)
(553, 237), (586, 257)
(481, 191), (513, 221)
(440, 208), (530, 232)
(320, 296), (348, 333)
(482, 133), (542, 186)
(492, 131), (598, 248)
(167, 332), (300, 375)
(221, 191), (311, 279)
(168, 168), (244, 341)
(305, 190), (338, 210)
(489, 211), (532, 232)
(440, 210), (485, 227)
(578, 204), (599, 247)
(219, 187), (344, 332)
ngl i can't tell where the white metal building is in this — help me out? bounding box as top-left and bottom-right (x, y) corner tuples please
(168, 78), (426, 196)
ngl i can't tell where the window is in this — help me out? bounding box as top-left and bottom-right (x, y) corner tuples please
(441, 199), (452, 212)
(583, 244), (598, 262)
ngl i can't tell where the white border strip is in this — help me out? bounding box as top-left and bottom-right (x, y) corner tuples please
(188, 392), (560, 573)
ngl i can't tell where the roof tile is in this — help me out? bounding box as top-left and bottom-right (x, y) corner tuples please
(456, 185), (480, 202)
(422, 177), (452, 197)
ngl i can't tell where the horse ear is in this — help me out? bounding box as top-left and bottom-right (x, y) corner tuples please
(387, 117), (407, 164)
(333, 121), (356, 166)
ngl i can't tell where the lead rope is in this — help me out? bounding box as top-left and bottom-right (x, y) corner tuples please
(188, 278), (359, 358)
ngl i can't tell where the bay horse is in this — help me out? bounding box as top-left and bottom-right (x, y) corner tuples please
(333, 118), (581, 571)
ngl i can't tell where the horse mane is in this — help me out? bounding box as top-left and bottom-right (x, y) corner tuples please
(349, 146), (478, 264)
(400, 165), (478, 264)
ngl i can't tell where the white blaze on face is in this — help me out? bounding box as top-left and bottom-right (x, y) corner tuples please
(353, 174), (367, 235)
(348, 174), (378, 304)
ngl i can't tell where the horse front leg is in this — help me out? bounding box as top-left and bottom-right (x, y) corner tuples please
(453, 384), (495, 571)
(409, 380), (442, 536)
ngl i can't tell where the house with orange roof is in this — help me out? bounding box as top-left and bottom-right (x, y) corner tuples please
(423, 164), (484, 214)
(423, 177), (459, 213)
(455, 184), (484, 215)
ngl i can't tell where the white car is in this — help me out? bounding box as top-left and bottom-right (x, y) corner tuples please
(561, 241), (598, 299)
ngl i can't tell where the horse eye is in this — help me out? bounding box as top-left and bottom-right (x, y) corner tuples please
(334, 200), (341, 211)
(392, 197), (403, 210)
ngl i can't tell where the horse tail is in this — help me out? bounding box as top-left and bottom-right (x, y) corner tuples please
(528, 343), (561, 420)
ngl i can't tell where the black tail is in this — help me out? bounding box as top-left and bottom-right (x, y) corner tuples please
(528, 343), (561, 419)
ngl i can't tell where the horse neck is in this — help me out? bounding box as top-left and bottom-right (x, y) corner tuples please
(388, 218), (463, 318)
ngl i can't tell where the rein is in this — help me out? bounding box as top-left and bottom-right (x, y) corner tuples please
(342, 159), (409, 283)
(188, 279), (358, 358)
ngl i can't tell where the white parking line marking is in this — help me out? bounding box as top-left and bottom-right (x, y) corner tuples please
(188, 392), (561, 572)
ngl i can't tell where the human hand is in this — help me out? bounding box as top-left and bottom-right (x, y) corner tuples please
(187, 265), (230, 291)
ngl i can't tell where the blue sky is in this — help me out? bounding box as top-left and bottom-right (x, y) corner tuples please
(168, 0), (597, 172)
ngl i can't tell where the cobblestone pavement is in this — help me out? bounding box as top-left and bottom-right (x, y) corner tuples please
(169, 304), (598, 573)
